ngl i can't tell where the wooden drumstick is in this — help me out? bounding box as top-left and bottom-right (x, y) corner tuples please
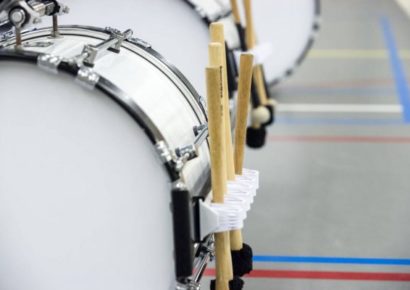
(234, 54), (254, 176)
(230, 0), (241, 24)
(210, 22), (236, 182)
(209, 43), (228, 193)
(230, 53), (254, 251)
(206, 66), (232, 290)
(243, 0), (269, 106)
(208, 43), (235, 283)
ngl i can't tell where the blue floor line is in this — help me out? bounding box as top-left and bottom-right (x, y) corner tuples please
(381, 17), (410, 123)
(254, 256), (410, 266)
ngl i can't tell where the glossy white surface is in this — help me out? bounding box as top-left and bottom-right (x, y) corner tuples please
(0, 62), (175, 290)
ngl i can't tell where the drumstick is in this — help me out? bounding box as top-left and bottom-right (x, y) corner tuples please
(209, 43), (228, 193)
(243, 0), (269, 107)
(210, 22), (236, 182)
(206, 66), (232, 290)
(234, 54), (254, 176)
(230, 0), (241, 24)
(230, 53), (254, 252)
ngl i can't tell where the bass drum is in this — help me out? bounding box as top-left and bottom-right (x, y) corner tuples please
(0, 26), (210, 290)
(59, 0), (239, 97)
(252, 0), (320, 85)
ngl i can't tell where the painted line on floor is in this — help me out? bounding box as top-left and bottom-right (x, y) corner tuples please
(381, 17), (410, 122)
(277, 104), (402, 114)
(204, 269), (410, 281)
(275, 117), (404, 126)
(281, 77), (401, 89)
(279, 87), (396, 96)
(253, 256), (410, 266)
(268, 135), (410, 143)
(307, 49), (410, 60)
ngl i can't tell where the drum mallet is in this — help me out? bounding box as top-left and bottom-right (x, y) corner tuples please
(206, 65), (244, 290)
(243, 0), (275, 148)
(243, 0), (276, 125)
(229, 53), (255, 277)
(230, 0), (270, 149)
(211, 23), (254, 279)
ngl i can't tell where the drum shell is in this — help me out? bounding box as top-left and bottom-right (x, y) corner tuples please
(0, 26), (210, 290)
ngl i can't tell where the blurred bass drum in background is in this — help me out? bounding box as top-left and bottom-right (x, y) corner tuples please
(252, 0), (321, 85)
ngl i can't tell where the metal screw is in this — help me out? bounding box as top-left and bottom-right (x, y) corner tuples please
(10, 9), (26, 26)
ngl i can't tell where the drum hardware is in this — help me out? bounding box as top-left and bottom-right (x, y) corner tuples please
(194, 123), (208, 136)
(1, 0), (68, 46)
(127, 36), (152, 49)
(176, 235), (214, 289)
(176, 124), (209, 163)
(23, 40), (53, 47)
(76, 28), (133, 67)
(37, 53), (62, 73)
(76, 66), (100, 89)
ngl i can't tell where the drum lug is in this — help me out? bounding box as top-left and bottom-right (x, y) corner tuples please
(155, 141), (174, 164)
(37, 54), (62, 74)
(76, 67), (100, 89)
(175, 124), (208, 163)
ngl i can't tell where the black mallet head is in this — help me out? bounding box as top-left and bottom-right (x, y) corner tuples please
(210, 277), (244, 290)
(246, 126), (267, 148)
(231, 243), (253, 277)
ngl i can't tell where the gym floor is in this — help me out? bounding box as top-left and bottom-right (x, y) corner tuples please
(207, 0), (410, 289)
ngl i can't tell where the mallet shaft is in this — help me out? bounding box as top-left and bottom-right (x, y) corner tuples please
(231, 53), (254, 250)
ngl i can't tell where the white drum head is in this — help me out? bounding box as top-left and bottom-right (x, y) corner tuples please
(252, 0), (320, 84)
(0, 62), (175, 290)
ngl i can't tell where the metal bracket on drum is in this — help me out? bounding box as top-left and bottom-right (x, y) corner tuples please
(175, 124), (208, 163)
(37, 54), (62, 74)
(77, 28), (133, 67)
(156, 124), (208, 174)
(1, 0), (68, 47)
(76, 67), (100, 89)
(177, 235), (215, 290)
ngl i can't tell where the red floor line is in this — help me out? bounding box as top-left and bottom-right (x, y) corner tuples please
(268, 135), (410, 144)
(204, 269), (410, 281)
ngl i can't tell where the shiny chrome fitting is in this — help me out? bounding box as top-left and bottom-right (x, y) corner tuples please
(76, 67), (100, 89)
